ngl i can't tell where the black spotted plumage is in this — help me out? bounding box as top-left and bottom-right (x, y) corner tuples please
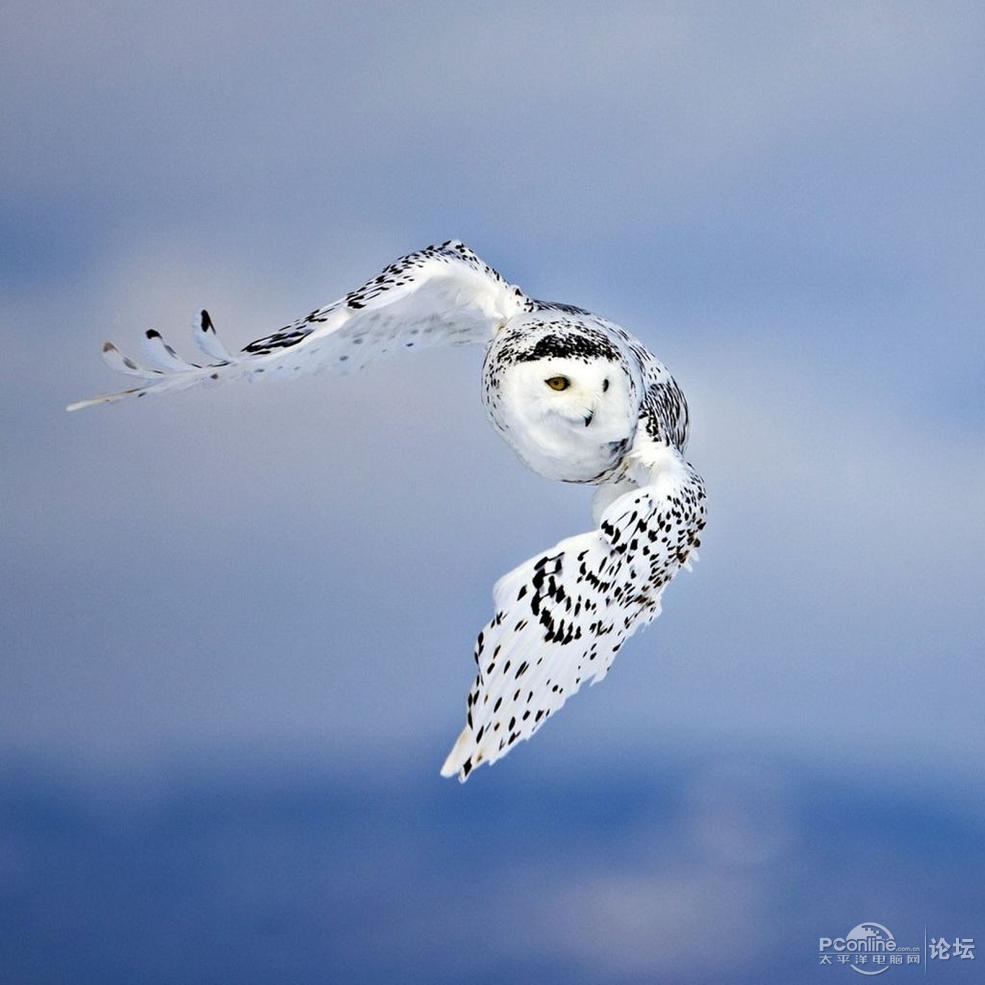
(68, 240), (706, 787)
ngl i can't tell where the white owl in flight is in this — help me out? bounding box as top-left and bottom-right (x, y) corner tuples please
(69, 241), (707, 782)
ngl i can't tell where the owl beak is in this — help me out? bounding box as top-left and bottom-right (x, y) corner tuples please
(583, 410), (594, 427)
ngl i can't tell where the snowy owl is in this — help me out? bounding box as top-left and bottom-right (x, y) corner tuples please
(69, 241), (707, 781)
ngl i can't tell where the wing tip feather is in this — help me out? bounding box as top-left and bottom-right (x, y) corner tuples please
(66, 386), (146, 412)
(440, 727), (475, 782)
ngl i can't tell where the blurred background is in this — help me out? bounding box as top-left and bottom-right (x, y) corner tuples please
(2, 2), (983, 982)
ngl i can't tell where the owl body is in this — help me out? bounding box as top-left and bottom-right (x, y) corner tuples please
(70, 240), (706, 782)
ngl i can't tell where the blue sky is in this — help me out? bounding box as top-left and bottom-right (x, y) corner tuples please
(2, 2), (984, 981)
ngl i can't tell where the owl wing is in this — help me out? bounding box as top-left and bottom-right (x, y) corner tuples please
(67, 241), (526, 411)
(441, 442), (707, 781)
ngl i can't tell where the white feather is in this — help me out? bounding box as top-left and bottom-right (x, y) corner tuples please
(441, 442), (706, 782)
(67, 241), (525, 411)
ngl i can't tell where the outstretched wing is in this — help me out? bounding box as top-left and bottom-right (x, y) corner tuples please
(441, 442), (706, 781)
(67, 241), (526, 411)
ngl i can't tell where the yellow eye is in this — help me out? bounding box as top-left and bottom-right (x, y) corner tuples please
(545, 376), (570, 391)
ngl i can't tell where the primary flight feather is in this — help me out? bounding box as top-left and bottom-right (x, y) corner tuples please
(69, 240), (707, 781)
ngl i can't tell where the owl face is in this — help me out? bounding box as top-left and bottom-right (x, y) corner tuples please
(487, 354), (638, 483)
(513, 357), (615, 428)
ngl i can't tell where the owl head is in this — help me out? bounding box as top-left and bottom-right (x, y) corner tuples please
(483, 325), (640, 482)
